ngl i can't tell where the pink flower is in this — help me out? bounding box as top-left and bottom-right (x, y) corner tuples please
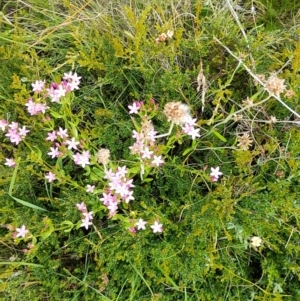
(73, 150), (90, 168)
(123, 190), (135, 203)
(141, 146), (153, 159)
(63, 71), (81, 91)
(9, 122), (19, 130)
(18, 126), (29, 137)
(128, 101), (141, 114)
(47, 146), (60, 158)
(210, 166), (223, 182)
(16, 225), (29, 238)
(100, 192), (116, 206)
(182, 123), (200, 140)
(129, 227), (136, 234)
(151, 155), (164, 167)
(57, 127), (68, 139)
(83, 211), (93, 220)
(46, 131), (57, 141)
(4, 158), (16, 167)
(5, 129), (22, 145)
(25, 99), (48, 115)
(136, 218), (147, 230)
(150, 221), (163, 233)
(66, 137), (79, 150)
(86, 185), (95, 193)
(81, 217), (92, 230)
(45, 171), (56, 183)
(0, 119), (8, 131)
(76, 202), (87, 212)
(31, 80), (45, 93)
(116, 166), (128, 178)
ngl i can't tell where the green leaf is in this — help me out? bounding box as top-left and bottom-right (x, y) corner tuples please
(50, 111), (63, 118)
(211, 130), (227, 142)
(0, 262), (44, 268)
(8, 158), (48, 212)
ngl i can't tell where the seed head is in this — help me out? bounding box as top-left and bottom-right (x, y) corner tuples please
(265, 73), (286, 97)
(163, 102), (191, 125)
(237, 133), (253, 150)
(97, 148), (110, 165)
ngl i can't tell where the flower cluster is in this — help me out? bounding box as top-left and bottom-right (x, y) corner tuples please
(0, 120), (29, 145)
(26, 71), (81, 115)
(100, 166), (135, 216)
(155, 30), (174, 44)
(44, 126), (91, 181)
(76, 202), (94, 230)
(129, 117), (164, 167)
(135, 218), (163, 233)
(163, 102), (200, 140)
(265, 73), (286, 97)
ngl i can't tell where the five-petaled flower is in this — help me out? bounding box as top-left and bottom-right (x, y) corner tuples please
(45, 171), (56, 183)
(86, 185), (95, 193)
(76, 202), (87, 212)
(81, 218), (92, 230)
(210, 166), (223, 182)
(16, 225), (29, 238)
(150, 221), (163, 233)
(136, 218), (147, 230)
(4, 158), (16, 167)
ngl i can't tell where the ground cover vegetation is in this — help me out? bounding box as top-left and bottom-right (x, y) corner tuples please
(0, 0), (300, 300)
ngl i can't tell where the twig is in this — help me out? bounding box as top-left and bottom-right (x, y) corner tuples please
(213, 37), (300, 119)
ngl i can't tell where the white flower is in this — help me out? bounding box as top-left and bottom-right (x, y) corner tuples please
(210, 166), (223, 182)
(136, 218), (147, 230)
(250, 236), (262, 247)
(150, 221), (163, 233)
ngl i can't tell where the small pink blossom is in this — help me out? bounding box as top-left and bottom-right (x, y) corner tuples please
(18, 126), (29, 137)
(66, 137), (79, 150)
(45, 171), (56, 183)
(46, 131), (57, 141)
(63, 71), (81, 91)
(86, 184), (95, 193)
(128, 101), (141, 114)
(210, 166), (223, 182)
(0, 119), (8, 131)
(123, 190), (135, 203)
(73, 150), (90, 168)
(25, 99), (48, 115)
(141, 146), (153, 159)
(129, 227), (136, 234)
(151, 155), (164, 167)
(5, 129), (22, 145)
(16, 225), (29, 238)
(150, 221), (163, 233)
(47, 146), (60, 159)
(83, 211), (94, 220)
(31, 80), (45, 93)
(9, 122), (19, 130)
(136, 218), (147, 230)
(81, 217), (92, 230)
(4, 158), (16, 167)
(57, 127), (68, 139)
(76, 202), (87, 212)
(182, 123), (200, 140)
(116, 166), (128, 178)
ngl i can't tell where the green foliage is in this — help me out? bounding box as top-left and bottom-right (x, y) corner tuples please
(1, 0), (300, 300)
